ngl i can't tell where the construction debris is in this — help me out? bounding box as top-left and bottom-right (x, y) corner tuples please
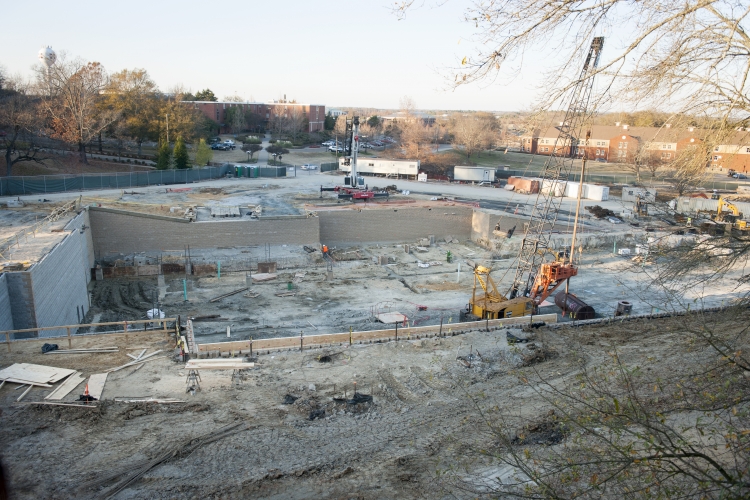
(105, 350), (165, 373)
(274, 292), (296, 297)
(15, 401), (98, 408)
(252, 273), (277, 282)
(209, 287), (248, 303)
(114, 398), (186, 404)
(78, 422), (249, 498)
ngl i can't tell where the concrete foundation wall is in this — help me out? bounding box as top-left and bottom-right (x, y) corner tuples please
(30, 211), (92, 334)
(89, 206), (473, 253)
(471, 210), (528, 245)
(89, 207), (321, 255)
(5, 272), (35, 330)
(0, 274), (14, 331)
(318, 207), (473, 246)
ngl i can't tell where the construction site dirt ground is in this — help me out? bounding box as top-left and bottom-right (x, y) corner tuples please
(0, 309), (746, 499)
(83, 236), (745, 345)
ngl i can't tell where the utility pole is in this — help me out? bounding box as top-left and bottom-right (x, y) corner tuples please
(166, 114), (170, 144)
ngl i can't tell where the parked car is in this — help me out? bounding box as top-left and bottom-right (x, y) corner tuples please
(322, 141), (335, 146)
(733, 173), (748, 179)
(211, 143), (229, 151)
(328, 146), (344, 153)
(300, 164), (318, 170)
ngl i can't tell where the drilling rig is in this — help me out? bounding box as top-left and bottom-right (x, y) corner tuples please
(469, 36), (604, 320)
(320, 116), (390, 201)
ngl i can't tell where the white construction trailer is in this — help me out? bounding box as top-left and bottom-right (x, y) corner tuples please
(454, 166), (495, 182)
(339, 158), (419, 179)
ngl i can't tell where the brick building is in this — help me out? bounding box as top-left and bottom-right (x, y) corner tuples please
(186, 101), (326, 134)
(520, 124), (750, 173)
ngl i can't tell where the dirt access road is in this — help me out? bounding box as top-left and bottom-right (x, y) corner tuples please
(0, 309), (738, 499)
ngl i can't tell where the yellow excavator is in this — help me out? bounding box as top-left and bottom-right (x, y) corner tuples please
(469, 265), (533, 319)
(713, 196), (750, 231)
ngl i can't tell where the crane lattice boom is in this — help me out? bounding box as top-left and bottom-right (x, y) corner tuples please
(509, 37), (604, 304)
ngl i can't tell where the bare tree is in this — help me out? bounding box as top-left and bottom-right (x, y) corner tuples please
(394, 1), (750, 123)
(0, 76), (44, 176)
(399, 119), (432, 161)
(450, 112), (497, 159)
(40, 57), (117, 163)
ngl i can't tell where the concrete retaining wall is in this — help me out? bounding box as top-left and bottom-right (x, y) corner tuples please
(89, 207), (321, 255)
(5, 270), (36, 331)
(319, 207), (473, 246)
(3, 211), (93, 336)
(29, 211), (93, 335)
(0, 274), (14, 331)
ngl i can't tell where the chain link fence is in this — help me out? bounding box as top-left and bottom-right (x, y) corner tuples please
(0, 164), (290, 197)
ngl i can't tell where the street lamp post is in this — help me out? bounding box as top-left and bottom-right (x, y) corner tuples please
(272, 153), (278, 165)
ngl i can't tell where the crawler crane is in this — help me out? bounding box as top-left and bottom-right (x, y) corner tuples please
(320, 116), (389, 201)
(469, 36), (604, 319)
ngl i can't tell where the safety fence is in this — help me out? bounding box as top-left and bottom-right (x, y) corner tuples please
(0, 318), (177, 346)
(0, 164), (289, 197)
(195, 313), (559, 355)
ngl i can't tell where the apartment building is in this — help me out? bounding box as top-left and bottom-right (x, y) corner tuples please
(520, 123), (750, 173)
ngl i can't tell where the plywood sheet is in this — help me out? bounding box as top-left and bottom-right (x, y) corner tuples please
(87, 373), (108, 400)
(45, 372), (85, 401)
(0, 363), (76, 384)
(376, 312), (408, 324)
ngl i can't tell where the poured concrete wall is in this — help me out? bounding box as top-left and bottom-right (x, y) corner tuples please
(89, 207), (321, 256)
(318, 207), (473, 246)
(0, 274), (14, 331)
(471, 210), (528, 246)
(5, 272), (35, 331)
(89, 206), (473, 254)
(30, 212), (93, 334)
(3, 211), (93, 336)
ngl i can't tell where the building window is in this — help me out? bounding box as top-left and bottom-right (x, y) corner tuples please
(747, 147), (750, 153)
(715, 147), (720, 151)
(596, 149), (600, 155)
(713, 155), (719, 160)
(661, 152), (671, 159)
(619, 142), (627, 149)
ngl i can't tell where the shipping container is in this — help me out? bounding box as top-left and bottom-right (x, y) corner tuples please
(454, 166), (495, 182)
(541, 179), (566, 197)
(507, 176), (540, 194)
(585, 184), (609, 201)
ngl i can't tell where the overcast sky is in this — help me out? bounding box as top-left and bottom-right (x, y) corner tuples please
(0, 0), (553, 111)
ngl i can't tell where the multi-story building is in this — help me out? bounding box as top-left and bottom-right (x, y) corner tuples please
(520, 123), (750, 173)
(186, 101), (326, 134)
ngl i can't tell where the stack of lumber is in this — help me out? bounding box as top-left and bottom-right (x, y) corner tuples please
(185, 359), (254, 370)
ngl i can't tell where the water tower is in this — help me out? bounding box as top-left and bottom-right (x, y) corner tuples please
(38, 46), (57, 69)
(38, 46), (56, 94)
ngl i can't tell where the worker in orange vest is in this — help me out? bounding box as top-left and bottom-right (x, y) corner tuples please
(322, 244), (328, 254)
